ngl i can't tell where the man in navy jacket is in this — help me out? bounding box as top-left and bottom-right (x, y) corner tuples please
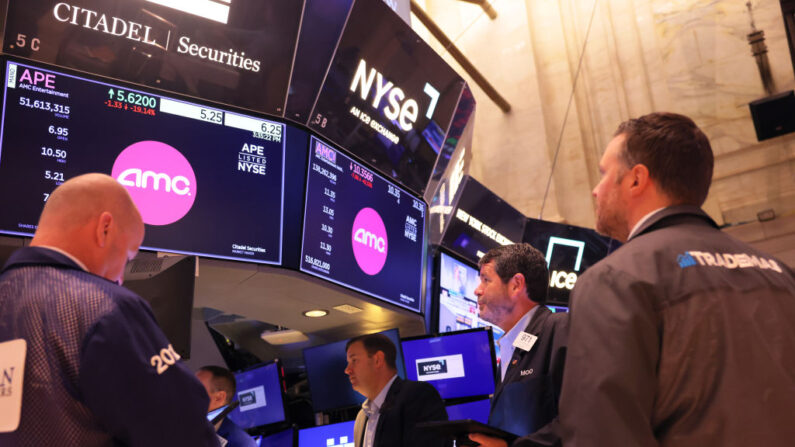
(197, 365), (257, 447)
(0, 173), (219, 446)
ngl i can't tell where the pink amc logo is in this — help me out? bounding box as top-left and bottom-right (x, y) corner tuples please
(111, 141), (197, 226)
(351, 207), (388, 275)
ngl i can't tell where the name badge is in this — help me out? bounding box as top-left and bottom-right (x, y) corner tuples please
(512, 332), (537, 352)
(0, 339), (26, 433)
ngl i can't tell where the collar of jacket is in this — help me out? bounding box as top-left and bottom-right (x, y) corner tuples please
(494, 306), (552, 391)
(2, 245), (84, 274)
(630, 205), (718, 241)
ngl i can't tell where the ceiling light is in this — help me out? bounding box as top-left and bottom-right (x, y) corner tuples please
(303, 309), (329, 318)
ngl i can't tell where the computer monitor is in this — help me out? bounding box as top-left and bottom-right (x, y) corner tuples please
(227, 361), (287, 430)
(445, 398), (491, 424)
(298, 420), (355, 447)
(400, 328), (496, 400)
(258, 427), (295, 447)
(303, 328), (404, 412)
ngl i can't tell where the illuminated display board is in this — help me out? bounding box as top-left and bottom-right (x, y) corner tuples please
(3, 0), (304, 115)
(0, 59), (286, 264)
(523, 218), (620, 305)
(440, 176), (526, 265)
(300, 137), (426, 312)
(307, 0), (465, 195)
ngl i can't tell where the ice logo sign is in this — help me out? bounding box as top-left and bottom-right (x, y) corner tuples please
(112, 141), (197, 226)
(351, 207), (388, 275)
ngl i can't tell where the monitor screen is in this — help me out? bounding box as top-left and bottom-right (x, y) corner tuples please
(445, 398), (491, 424)
(307, 0), (464, 195)
(3, 0), (304, 115)
(0, 59), (286, 264)
(300, 137), (426, 312)
(303, 328), (405, 413)
(298, 421), (355, 447)
(227, 362), (286, 429)
(258, 427), (294, 447)
(548, 305), (569, 313)
(400, 328), (496, 400)
(437, 252), (504, 342)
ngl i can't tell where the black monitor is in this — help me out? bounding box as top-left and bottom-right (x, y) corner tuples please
(0, 57), (286, 265)
(302, 328), (404, 413)
(400, 328), (497, 400)
(227, 361), (288, 430)
(123, 255), (196, 358)
(300, 137), (427, 312)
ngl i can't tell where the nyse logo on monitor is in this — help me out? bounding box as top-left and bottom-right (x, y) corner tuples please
(237, 386), (267, 412)
(415, 354), (465, 381)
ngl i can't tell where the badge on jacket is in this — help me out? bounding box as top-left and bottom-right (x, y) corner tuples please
(513, 332), (537, 352)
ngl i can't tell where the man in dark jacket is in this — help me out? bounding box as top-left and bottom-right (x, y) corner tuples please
(468, 243), (567, 447)
(345, 333), (450, 447)
(0, 173), (219, 446)
(559, 112), (795, 446)
(197, 366), (257, 447)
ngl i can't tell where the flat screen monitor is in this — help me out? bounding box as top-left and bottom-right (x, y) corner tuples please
(0, 58), (286, 264)
(437, 252), (504, 340)
(400, 328), (496, 400)
(307, 0), (464, 195)
(298, 421), (355, 447)
(227, 361), (287, 430)
(445, 398), (491, 424)
(548, 305), (569, 313)
(3, 0), (304, 115)
(303, 328), (405, 413)
(300, 137), (426, 312)
(258, 427), (295, 447)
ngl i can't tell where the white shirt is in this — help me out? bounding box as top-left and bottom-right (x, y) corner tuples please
(361, 374), (398, 447)
(37, 245), (89, 271)
(628, 207), (666, 240)
(497, 307), (538, 380)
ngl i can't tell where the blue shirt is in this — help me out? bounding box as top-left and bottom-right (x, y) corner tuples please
(497, 307), (538, 380)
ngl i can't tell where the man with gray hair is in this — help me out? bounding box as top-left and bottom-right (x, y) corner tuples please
(469, 243), (568, 447)
(0, 173), (218, 446)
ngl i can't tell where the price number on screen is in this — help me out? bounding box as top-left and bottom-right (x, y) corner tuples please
(322, 205), (335, 218)
(199, 108), (222, 124)
(19, 97), (70, 116)
(413, 199), (425, 216)
(260, 122), (282, 139)
(304, 255), (331, 272)
(324, 187), (336, 200)
(43, 192), (50, 202)
(321, 223), (334, 235)
(109, 88), (157, 108)
(44, 170), (64, 182)
(41, 146), (67, 159)
(48, 125), (69, 137)
(320, 241), (333, 253)
(387, 184), (400, 202)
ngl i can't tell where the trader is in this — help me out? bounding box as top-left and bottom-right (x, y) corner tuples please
(559, 112), (795, 446)
(469, 243), (568, 447)
(0, 173), (218, 446)
(197, 366), (256, 447)
(345, 333), (450, 447)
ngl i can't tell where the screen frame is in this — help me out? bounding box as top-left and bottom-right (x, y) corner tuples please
(399, 326), (497, 400)
(0, 55), (288, 265)
(298, 134), (428, 314)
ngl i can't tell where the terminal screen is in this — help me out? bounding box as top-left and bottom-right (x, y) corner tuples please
(0, 59), (286, 264)
(300, 137), (426, 312)
(228, 362), (286, 429)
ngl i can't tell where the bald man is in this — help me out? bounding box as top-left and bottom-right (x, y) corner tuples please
(0, 174), (219, 446)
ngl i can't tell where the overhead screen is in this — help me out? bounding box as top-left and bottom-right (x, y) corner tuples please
(523, 218), (620, 305)
(400, 328), (496, 400)
(228, 361), (286, 430)
(308, 0), (464, 195)
(0, 59), (285, 264)
(3, 0), (304, 115)
(302, 328), (405, 413)
(300, 137), (426, 312)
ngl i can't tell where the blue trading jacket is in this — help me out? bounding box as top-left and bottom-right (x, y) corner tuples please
(0, 247), (219, 446)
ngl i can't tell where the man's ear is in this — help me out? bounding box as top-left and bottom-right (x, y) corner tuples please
(373, 350), (386, 368)
(627, 164), (651, 197)
(510, 273), (527, 301)
(95, 212), (113, 248)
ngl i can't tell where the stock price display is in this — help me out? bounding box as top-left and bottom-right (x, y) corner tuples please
(0, 60), (286, 264)
(300, 137), (426, 312)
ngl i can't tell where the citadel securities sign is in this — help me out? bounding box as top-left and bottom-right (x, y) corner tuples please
(4, 0), (304, 115)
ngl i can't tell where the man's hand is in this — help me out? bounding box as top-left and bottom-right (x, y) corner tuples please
(468, 433), (508, 447)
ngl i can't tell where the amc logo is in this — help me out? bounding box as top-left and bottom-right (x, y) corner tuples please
(417, 360), (447, 376)
(351, 208), (388, 275)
